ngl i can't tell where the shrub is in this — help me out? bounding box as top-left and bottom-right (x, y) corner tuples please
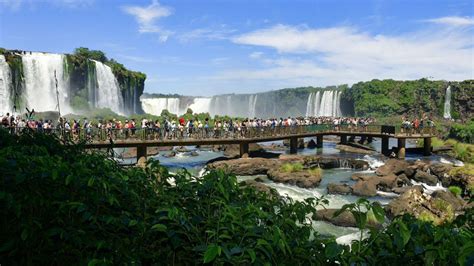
(280, 162), (304, 173)
(308, 167), (323, 177)
(448, 186), (462, 197)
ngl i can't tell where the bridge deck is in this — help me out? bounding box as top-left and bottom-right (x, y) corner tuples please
(84, 131), (433, 149)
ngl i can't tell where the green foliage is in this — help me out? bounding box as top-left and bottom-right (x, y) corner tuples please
(73, 47), (107, 62)
(449, 120), (474, 144)
(308, 167), (323, 177)
(0, 130), (472, 265)
(280, 162), (304, 173)
(448, 186), (462, 197)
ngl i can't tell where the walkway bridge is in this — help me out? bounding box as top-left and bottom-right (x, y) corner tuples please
(73, 124), (434, 161)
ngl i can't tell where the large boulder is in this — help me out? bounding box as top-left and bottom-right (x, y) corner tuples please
(223, 143), (264, 158)
(267, 169), (322, 188)
(432, 190), (465, 211)
(314, 209), (381, 228)
(327, 183), (353, 195)
(307, 139), (317, 149)
(413, 170), (438, 186)
(392, 185), (423, 194)
(376, 159), (410, 176)
(207, 158), (279, 175)
(396, 173), (413, 187)
(351, 173), (375, 181)
(386, 188), (455, 225)
(430, 163), (453, 186)
(377, 174), (398, 191)
(335, 144), (375, 155)
(352, 178), (379, 197)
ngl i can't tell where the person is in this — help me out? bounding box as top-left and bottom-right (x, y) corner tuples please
(2, 113), (9, 127)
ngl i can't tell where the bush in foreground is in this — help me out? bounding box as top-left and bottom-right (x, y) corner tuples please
(0, 129), (473, 265)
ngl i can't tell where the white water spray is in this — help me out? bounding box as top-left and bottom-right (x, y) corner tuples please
(93, 60), (125, 115)
(0, 55), (11, 114)
(443, 86), (452, 119)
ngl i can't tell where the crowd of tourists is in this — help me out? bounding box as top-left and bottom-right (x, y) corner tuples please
(1, 111), (381, 141)
(401, 116), (436, 135)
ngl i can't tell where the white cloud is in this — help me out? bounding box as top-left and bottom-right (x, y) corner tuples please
(424, 16), (474, 27)
(178, 27), (236, 43)
(0, 0), (94, 9)
(224, 24), (473, 87)
(249, 52), (263, 59)
(122, 0), (173, 42)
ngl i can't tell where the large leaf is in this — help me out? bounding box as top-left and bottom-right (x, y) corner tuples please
(203, 244), (221, 263)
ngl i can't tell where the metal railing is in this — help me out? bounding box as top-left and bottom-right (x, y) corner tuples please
(1, 123), (434, 143)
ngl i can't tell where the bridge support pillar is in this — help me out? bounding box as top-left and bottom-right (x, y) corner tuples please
(349, 136), (356, 143)
(397, 138), (406, 159)
(367, 136), (373, 143)
(340, 135), (347, 145)
(316, 135), (323, 148)
(423, 137), (432, 156)
(240, 142), (249, 157)
(289, 137), (298, 154)
(381, 136), (390, 156)
(137, 146), (147, 165)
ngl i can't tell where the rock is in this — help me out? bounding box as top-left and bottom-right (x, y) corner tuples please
(176, 146), (190, 153)
(223, 143), (264, 158)
(430, 163), (453, 186)
(392, 185), (423, 194)
(413, 170), (438, 186)
(190, 151), (199, 156)
(137, 156), (147, 168)
(314, 209), (381, 228)
(163, 151), (176, 158)
(351, 173), (375, 181)
(376, 159), (410, 176)
(352, 178), (379, 197)
(307, 139), (317, 149)
(327, 183), (353, 195)
(396, 173), (413, 186)
(239, 180), (274, 196)
(208, 158), (279, 175)
(267, 169), (322, 188)
(349, 160), (369, 170)
(377, 174), (398, 190)
(432, 190), (465, 211)
(386, 187), (456, 225)
(335, 144), (374, 155)
(404, 167), (416, 178)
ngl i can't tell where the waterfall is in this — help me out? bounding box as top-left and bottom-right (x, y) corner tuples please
(248, 94), (258, 118)
(141, 97), (182, 116)
(0, 55), (11, 115)
(306, 91), (321, 117)
(319, 90), (334, 116)
(22, 52), (71, 113)
(93, 60), (125, 115)
(443, 86), (452, 119)
(189, 98), (212, 114)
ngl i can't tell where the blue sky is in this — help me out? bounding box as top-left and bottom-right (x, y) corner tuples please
(0, 0), (473, 96)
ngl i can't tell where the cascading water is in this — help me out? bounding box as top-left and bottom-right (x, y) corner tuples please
(188, 98), (212, 114)
(305, 91), (321, 117)
(22, 52), (71, 113)
(0, 55), (11, 114)
(93, 60), (125, 115)
(141, 97), (182, 116)
(248, 94), (258, 118)
(306, 90), (341, 117)
(443, 86), (452, 119)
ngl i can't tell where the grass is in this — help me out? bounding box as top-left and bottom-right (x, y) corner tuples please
(417, 137), (445, 148)
(448, 186), (462, 197)
(418, 138), (474, 163)
(308, 167), (323, 177)
(280, 163), (304, 173)
(449, 164), (474, 177)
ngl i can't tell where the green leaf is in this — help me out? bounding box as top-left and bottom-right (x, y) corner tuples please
(371, 202), (385, 223)
(65, 175), (73, 185)
(21, 229), (28, 240)
(128, 220), (138, 227)
(325, 241), (343, 258)
(151, 224), (167, 232)
(247, 248), (256, 263)
(203, 244), (220, 263)
(87, 177), (95, 187)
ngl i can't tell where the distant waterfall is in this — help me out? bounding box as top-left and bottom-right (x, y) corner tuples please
(0, 55), (11, 114)
(22, 52), (71, 113)
(93, 60), (124, 115)
(189, 98), (212, 114)
(141, 98), (182, 115)
(306, 90), (341, 117)
(443, 86), (452, 119)
(248, 94), (258, 118)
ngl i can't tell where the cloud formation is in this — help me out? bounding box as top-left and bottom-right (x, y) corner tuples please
(226, 23), (473, 87)
(122, 0), (173, 42)
(424, 16), (474, 26)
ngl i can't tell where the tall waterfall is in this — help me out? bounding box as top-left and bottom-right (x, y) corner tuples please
(0, 55), (11, 115)
(189, 98), (212, 114)
(248, 94), (258, 118)
(306, 90), (342, 117)
(93, 60), (124, 115)
(22, 52), (71, 113)
(141, 98), (182, 115)
(443, 86), (452, 119)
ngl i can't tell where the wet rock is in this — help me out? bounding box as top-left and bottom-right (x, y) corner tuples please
(352, 178), (379, 197)
(392, 185), (423, 194)
(163, 151), (176, 158)
(396, 173), (413, 186)
(430, 163), (453, 186)
(207, 158), (279, 175)
(376, 159), (410, 176)
(351, 173), (375, 181)
(327, 183), (353, 195)
(377, 174), (398, 190)
(432, 190), (465, 211)
(190, 151), (199, 156)
(413, 170), (438, 186)
(315, 209), (381, 228)
(335, 144), (374, 155)
(176, 146), (190, 153)
(404, 167), (416, 178)
(307, 139), (317, 149)
(349, 160), (369, 170)
(386, 187), (456, 225)
(267, 169), (322, 188)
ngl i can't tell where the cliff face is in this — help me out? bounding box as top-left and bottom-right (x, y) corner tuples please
(341, 79), (473, 120)
(1, 48), (146, 115)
